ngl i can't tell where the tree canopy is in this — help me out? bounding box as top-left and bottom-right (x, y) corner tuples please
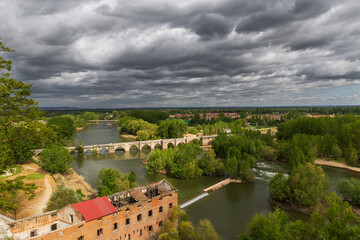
(269, 163), (328, 208)
(157, 119), (188, 139)
(337, 178), (360, 207)
(47, 115), (76, 142)
(39, 145), (73, 174)
(0, 38), (55, 172)
(97, 168), (137, 196)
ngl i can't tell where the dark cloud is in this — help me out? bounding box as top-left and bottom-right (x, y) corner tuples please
(0, 0), (359, 108)
(191, 14), (232, 40)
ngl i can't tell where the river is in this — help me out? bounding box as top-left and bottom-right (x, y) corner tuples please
(72, 122), (360, 239)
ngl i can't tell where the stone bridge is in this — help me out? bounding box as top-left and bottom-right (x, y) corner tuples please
(34, 135), (217, 155)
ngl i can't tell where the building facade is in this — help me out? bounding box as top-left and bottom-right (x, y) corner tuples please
(1, 179), (178, 240)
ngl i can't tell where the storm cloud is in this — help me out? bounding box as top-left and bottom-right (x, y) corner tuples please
(0, 0), (360, 108)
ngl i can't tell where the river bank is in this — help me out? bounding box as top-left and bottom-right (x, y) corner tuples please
(120, 134), (137, 140)
(53, 169), (97, 199)
(315, 159), (360, 173)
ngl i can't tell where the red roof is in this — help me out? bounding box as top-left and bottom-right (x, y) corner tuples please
(72, 196), (117, 222)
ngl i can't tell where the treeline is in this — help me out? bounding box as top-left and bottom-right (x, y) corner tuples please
(276, 115), (360, 166)
(45, 111), (98, 145)
(146, 140), (223, 179)
(119, 117), (188, 140)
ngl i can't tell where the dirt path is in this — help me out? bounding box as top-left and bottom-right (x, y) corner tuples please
(315, 159), (360, 173)
(33, 175), (52, 215)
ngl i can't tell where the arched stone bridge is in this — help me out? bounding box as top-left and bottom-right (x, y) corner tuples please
(34, 135), (217, 155)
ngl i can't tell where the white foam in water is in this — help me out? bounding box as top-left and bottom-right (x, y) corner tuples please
(180, 192), (209, 208)
(253, 169), (277, 178)
(257, 162), (273, 168)
(260, 170), (277, 178)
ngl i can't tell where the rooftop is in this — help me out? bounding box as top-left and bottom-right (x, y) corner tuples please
(72, 196), (117, 222)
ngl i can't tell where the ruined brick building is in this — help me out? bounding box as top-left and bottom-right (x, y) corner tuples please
(0, 179), (178, 240)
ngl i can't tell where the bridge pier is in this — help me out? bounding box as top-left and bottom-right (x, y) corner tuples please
(108, 146), (115, 153)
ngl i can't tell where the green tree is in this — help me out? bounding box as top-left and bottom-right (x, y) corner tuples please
(344, 147), (358, 166)
(198, 151), (221, 176)
(159, 208), (179, 240)
(179, 221), (196, 240)
(0, 38), (55, 171)
(128, 170), (137, 188)
(270, 163), (328, 208)
(157, 119), (188, 139)
(47, 115), (76, 141)
(196, 219), (220, 240)
(45, 185), (82, 211)
(0, 176), (37, 213)
(288, 147), (306, 169)
(81, 112), (98, 121)
(168, 140), (202, 179)
(311, 193), (360, 239)
(146, 149), (168, 174)
(97, 168), (137, 196)
(337, 178), (360, 206)
(39, 145), (73, 174)
(331, 144), (342, 160)
(239, 208), (288, 240)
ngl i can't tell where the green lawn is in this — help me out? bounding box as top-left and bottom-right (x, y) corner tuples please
(26, 173), (45, 180)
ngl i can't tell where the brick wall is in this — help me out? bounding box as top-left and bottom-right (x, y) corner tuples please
(29, 191), (177, 240)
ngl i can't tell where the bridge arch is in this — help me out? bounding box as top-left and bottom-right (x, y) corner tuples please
(84, 149), (93, 154)
(176, 142), (185, 147)
(115, 146), (125, 156)
(141, 144), (151, 151)
(99, 147), (109, 154)
(154, 143), (162, 150)
(129, 145), (139, 152)
(115, 146), (125, 152)
(167, 143), (174, 149)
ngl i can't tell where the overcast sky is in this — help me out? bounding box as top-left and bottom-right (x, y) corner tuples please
(1, 0), (360, 108)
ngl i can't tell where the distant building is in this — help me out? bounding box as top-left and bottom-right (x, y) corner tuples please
(306, 114), (335, 118)
(0, 179), (177, 240)
(169, 112), (241, 121)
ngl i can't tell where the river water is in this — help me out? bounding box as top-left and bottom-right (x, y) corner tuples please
(72, 123), (360, 239)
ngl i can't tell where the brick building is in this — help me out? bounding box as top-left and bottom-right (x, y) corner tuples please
(0, 179), (178, 240)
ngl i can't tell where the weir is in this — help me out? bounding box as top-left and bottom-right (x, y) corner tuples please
(180, 178), (242, 208)
(179, 192), (209, 208)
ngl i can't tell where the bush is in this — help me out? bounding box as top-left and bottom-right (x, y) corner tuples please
(196, 219), (220, 240)
(45, 185), (82, 211)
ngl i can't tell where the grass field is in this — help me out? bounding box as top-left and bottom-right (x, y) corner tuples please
(25, 173), (45, 180)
